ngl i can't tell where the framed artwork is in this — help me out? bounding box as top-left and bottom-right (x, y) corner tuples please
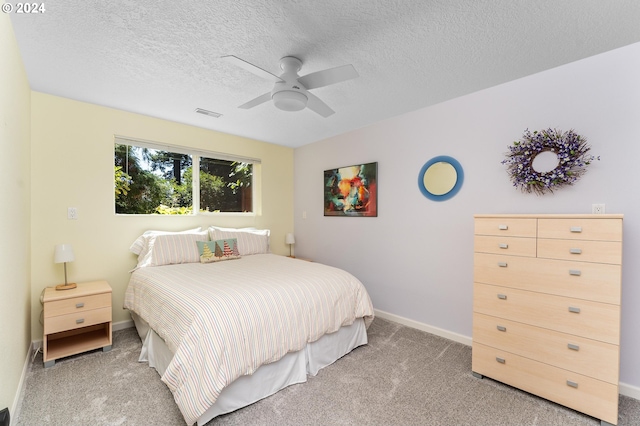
(324, 162), (377, 217)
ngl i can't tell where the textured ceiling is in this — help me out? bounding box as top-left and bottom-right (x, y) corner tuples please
(9, 0), (640, 148)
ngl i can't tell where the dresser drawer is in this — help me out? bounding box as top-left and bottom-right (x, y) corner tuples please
(475, 218), (537, 237)
(473, 313), (619, 384)
(537, 238), (622, 265)
(472, 343), (619, 425)
(44, 292), (111, 318)
(474, 253), (621, 304)
(538, 218), (622, 241)
(473, 283), (620, 344)
(474, 235), (536, 257)
(44, 307), (112, 335)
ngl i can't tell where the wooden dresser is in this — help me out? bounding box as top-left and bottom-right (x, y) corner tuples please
(472, 214), (623, 426)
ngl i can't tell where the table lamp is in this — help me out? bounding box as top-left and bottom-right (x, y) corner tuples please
(285, 233), (295, 257)
(54, 244), (76, 290)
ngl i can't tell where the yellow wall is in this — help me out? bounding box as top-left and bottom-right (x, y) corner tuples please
(30, 92), (294, 339)
(0, 14), (32, 415)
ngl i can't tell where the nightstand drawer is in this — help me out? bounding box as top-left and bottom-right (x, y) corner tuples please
(475, 218), (537, 237)
(472, 343), (618, 425)
(44, 292), (111, 318)
(473, 283), (620, 344)
(474, 235), (536, 257)
(44, 307), (112, 335)
(472, 313), (619, 384)
(538, 218), (622, 241)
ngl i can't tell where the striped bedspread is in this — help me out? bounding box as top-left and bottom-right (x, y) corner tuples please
(123, 254), (374, 425)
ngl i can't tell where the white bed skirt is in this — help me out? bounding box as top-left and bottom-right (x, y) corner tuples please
(130, 312), (367, 425)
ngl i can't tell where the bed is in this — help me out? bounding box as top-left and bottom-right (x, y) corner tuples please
(123, 227), (374, 425)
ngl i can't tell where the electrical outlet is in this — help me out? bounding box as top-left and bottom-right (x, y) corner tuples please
(67, 207), (78, 220)
(302, 211), (307, 219)
(592, 204), (605, 214)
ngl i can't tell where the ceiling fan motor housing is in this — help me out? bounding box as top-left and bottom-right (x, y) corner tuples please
(272, 57), (308, 111)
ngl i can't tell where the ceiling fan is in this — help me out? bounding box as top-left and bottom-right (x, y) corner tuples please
(222, 55), (359, 117)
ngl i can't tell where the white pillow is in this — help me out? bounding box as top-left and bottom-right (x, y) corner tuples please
(130, 227), (202, 257)
(207, 226), (270, 256)
(136, 231), (208, 268)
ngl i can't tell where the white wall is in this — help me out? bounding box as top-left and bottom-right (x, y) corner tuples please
(294, 42), (640, 389)
(0, 13), (31, 416)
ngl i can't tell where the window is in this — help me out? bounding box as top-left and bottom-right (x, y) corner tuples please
(114, 138), (257, 215)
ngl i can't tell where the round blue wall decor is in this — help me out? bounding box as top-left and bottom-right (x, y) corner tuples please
(418, 156), (464, 201)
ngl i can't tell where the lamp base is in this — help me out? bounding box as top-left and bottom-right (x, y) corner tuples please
(55, 282), (77, 290)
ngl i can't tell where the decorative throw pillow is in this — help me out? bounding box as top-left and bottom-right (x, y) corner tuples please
(207, 226), (270, 256)
(197, 239), (241, 263)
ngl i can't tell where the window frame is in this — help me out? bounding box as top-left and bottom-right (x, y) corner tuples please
(114, 136), (261, 216)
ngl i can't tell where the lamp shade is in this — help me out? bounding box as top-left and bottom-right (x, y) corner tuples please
(285, 233), (295, 245)
(54, 244), (75, 264)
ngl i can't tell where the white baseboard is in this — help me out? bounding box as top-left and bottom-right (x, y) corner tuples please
(10, 341), (33, 426)
(113, 319), (134, 332)
(620, 382), (640, 400)
(374, 309), (472, 346)
(374, 309), (640, 401)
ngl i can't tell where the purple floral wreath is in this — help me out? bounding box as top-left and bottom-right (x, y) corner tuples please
(502, 128), (599, 195)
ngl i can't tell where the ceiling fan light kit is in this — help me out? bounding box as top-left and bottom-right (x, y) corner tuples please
(273, 90), (308, 112)
(222, 55), (358, 117)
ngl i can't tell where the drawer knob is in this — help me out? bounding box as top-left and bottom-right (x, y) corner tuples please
(570, 226), (582, 233)
(569, 248), (582, 255)
(497, 294), (507, 300)
(569, 269), (582, 276)
(498, 243), (508, 249)
(566, 380), (579, 388)
(496, 325), (507, 332)
(568, 343), (580, 351)
(568, 306), (581, 314)
(496, 357), (506, 364)
(76, 318), (85, 324)
(498, 225), (508, 230)
(497, 262), (508, 267)
(76, 302), (85, 308)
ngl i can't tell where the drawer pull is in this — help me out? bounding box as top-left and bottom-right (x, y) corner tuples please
(496, 357), (506, 364)
(498, 224), (508, 230)
(568, 306), (581, 314)
(498, 243), (509, 249)
(76, 318), (85, 324)
(496, 325), (507, 332)
(568, 343), (580, 351)
(566, 380), (579, 388)
(497, 262), (508, 267)
(570, 226), (582, 233)
(569, 269), (582, 276)
(569, 248), (582, 254)
(497, 294), (507, 300)
(76, 302), (85, 308)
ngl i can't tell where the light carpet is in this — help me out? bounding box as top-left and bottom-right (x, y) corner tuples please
(16, 318), (640, 425)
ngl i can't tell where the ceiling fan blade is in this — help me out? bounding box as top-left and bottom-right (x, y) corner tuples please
(306, 92), (335, 117)
(238, 92), (272, 109)
(221, 55), (283, 83)
(298, 64), (359, 90)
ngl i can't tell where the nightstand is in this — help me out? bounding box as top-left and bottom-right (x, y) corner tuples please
(42, 280), (112, 367)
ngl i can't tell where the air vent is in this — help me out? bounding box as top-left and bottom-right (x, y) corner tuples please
(195, 108), (222, 118)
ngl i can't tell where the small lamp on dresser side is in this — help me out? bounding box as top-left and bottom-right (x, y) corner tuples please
(54, 243), (76, 290)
